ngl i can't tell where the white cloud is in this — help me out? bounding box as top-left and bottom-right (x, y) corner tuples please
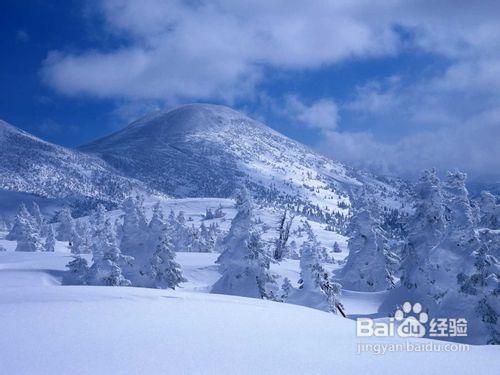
(321, 108), (500, 180)
(39, 0), (500, 179)
(41, 0), (402, 101)
(284, 96), (339, 132)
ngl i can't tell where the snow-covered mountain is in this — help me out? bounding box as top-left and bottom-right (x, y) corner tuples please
(80, 104), (408, 218)
(0, 119), (153, 208)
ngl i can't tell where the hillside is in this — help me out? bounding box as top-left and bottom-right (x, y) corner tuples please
(0, 119), (155, 208)
(80, 104), (409, 219)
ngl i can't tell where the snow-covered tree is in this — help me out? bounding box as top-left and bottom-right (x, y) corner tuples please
(87, 219), (132, 286)
(457, 242), (500, 344)
(30, 202), (47, 237)
(478, 191), (499, 229)
(148, 227), (186, 289)
(164, 209), (193, 252)
(13, 206), (43, 252)
(287, 222), (344, 315)
(197, 222), (215, 252)
(280, 277), (293, 302)
(56, 207), (75, 241)
(204, 208), (215, 220)
(120, 196), (149, 257)
(215, 188), (254, 271)
(70, 220), (92, 254)
(288, 240), (299, 259)
(340, 210), (397, 291)
(332, 241), (342, 253)
(273, 210), (294, 261)
(214, 204), (225, 218)
(400, 169), (447, 291)
(148, 202), (165, 235)
(212, 188), (275, 298)
(89, 204), (107, 232)
(63, 256), (89, 285)
(6, 203), (32, 241)
(44, 225), (56, 252)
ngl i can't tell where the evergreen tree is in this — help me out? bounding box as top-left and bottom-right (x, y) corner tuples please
(478, 191), (499, 229)
(44, 225), (56, 252)
(71, 220), (92, 254)
(212, 188), (275, 298)
(273, 210), (294, 261)
(333, 241), (342, 253)
(56, 207), (75, 241)
(215, 188), (254, 272)
(148, 202), (165, 235)
(6, 203), (32, 241)
(458, 242), (500, 344)
(63, 256), (89, 285)
(89, 204), (107, 232)
(120, 196), (149, 257)
(280, 277), (293, 301)
(30, 202), (47, 237)
(148, 227), (186, 289)
(214, 204), (225, 218)
(288, 222), (344, 314)
(204, 208), (214, 220)
(14, 207), (43, 252)
(340, 210), (397, 291)
(400, 169), (446, 291)
(87, 219), (132, 286)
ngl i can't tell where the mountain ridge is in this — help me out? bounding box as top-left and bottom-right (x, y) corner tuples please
(0, 118), (156, 208)
(79, 103), (409, 220)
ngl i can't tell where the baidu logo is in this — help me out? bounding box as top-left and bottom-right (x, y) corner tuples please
(394, 302), (428, 338)
(356, 301), (467, 339)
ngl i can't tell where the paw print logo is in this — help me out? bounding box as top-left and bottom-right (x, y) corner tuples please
(395, 301), (428, 338)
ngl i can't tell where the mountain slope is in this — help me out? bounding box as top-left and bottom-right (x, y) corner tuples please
(81, 104), (407, 218)
(0, 119), (153, 207)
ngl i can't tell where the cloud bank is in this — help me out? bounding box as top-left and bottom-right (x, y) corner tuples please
(40, 0), (500, 180)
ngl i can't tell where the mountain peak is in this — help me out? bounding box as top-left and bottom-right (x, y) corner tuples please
(126, 103), (260, 135)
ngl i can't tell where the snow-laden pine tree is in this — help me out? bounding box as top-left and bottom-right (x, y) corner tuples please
(457, 242), (500, 344)
(89, 204), (107, 232)
(56, 207), (75, 241)
(280, 277), (293, 302)
(166, 210), (192, 252)
(443, 171), (479, 245)
(63, 256), (89, 285)
(215, 188), (254, 271)
(148, 202), (165, 236)
(148, 226), (186, 289)
(273, 211), (294, 260)
(400, 169), (447, 291)
(120, 196), (149, 258)
(44, 225), (56, 252)
(198, 222), (215, 252)
(69, 220), (92, 254)
(127, 202), (168, 286)
(340, 209), (397, 291)
(287, 222), (344, 315)
(30, 202), (47, 237)
(12, 205), (43, 252)
(211, 188), (275, 298)
(478, 191), (499, 229)
(6, 203), (32, 241)
(87, 219), (132, 286)
(204, 208), (214, 220)
(333, 241), (342, 253)
(425, 171), (482, 298)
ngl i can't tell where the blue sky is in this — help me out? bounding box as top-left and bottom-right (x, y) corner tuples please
(1, 1), (499, 181)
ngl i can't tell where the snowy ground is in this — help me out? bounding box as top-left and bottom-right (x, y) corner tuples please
(1, 198), (499, 374)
